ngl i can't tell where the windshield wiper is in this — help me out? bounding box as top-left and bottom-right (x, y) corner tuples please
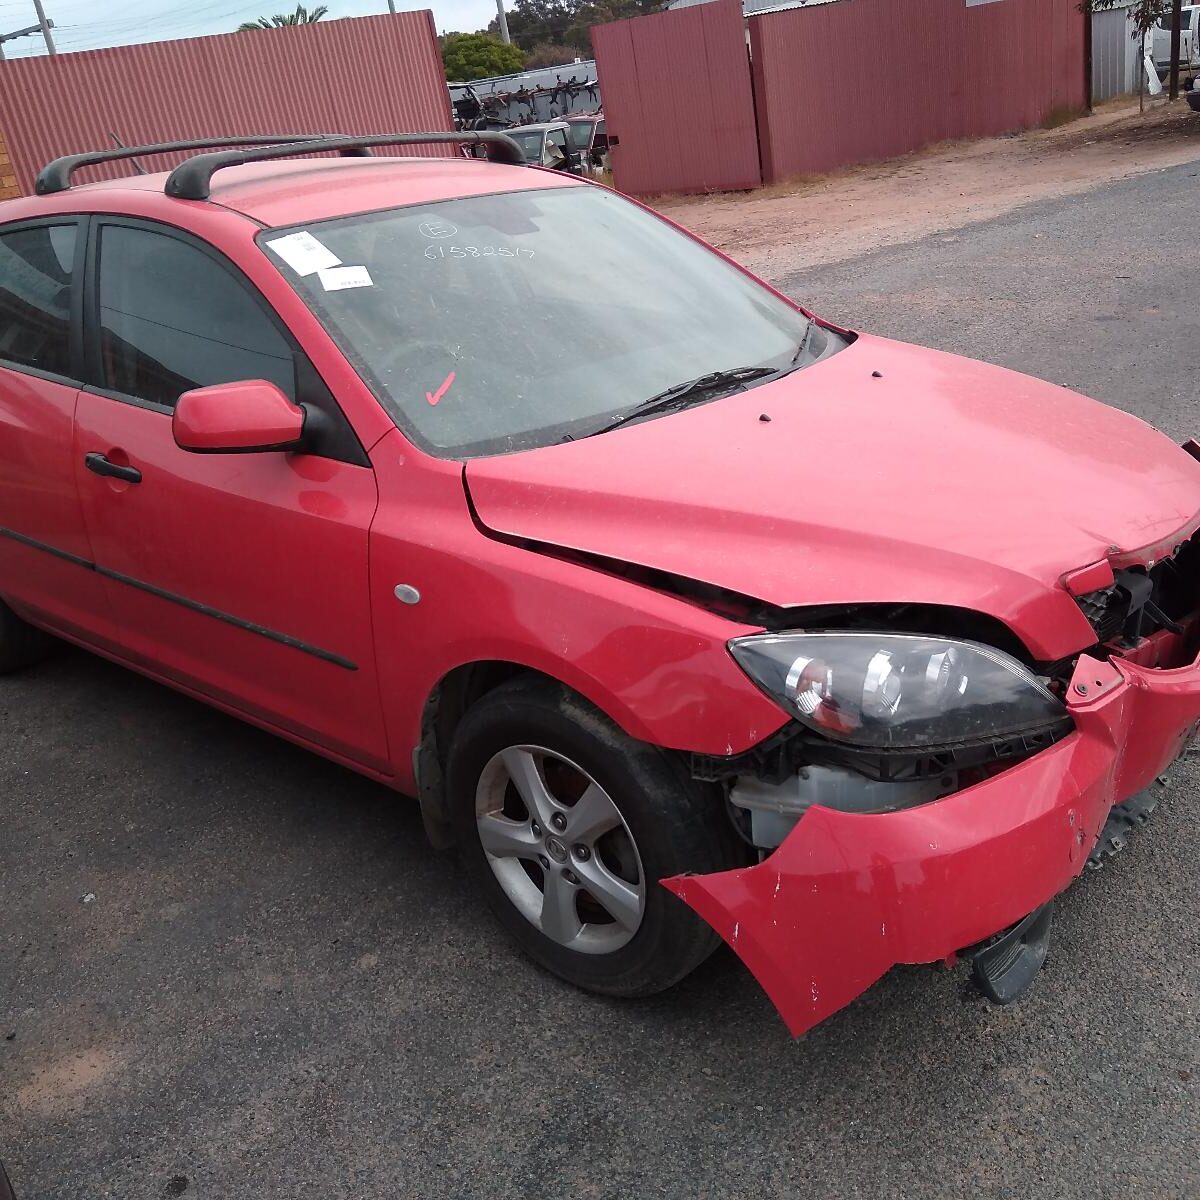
(583, 365), (781, 438)
(790, 319), (817, 367)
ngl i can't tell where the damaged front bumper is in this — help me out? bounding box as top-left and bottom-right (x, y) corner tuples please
(663, 650), (1200, 1037)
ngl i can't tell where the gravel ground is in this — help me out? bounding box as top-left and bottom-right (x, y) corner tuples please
(3, 164), (1200, 1200)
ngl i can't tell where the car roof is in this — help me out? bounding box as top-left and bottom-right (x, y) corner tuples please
(508, 122), (571, 133)
(0, 156), (586, 229)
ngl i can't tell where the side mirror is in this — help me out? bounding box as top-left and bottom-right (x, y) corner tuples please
(173, 380), (307, 454)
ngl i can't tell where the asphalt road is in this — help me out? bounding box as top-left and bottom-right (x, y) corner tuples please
(4, 163), (1200, 1200)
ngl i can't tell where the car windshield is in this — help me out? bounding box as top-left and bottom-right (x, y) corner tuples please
(568, 122), (593, 149)
(504, 131), (543, 161)
(260, 185), (811, 457)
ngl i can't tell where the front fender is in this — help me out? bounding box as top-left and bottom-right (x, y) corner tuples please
(367, 434), (786, 792)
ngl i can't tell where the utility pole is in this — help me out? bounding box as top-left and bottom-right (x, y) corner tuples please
(1170, 0), (1183, 100)
(0, 18), (53, 60)
(31, 0), (55, 54)
(495, 0), (511, 44)
(386, 0), (396, 12)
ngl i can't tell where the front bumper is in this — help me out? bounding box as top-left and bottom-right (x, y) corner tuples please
(663, 650), (1200, 1036)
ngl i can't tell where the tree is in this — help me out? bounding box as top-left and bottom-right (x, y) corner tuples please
(564, 0), (643, 56)
(489, 0), (579, 51)
(441, 33), (526, 81)
(523, 40), (579, 69)
(490, 0), (662, 56)
(238, 4), (328, 30)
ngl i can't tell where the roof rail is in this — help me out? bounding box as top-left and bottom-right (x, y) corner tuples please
(164, 131), (526, 201)
(36, 135), (363, 196)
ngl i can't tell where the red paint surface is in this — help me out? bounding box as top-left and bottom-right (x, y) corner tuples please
(74, 389), (391, 769)
(665, 649), (1200, 1036)
(591, 0), (761, 197)
(426, 371), (457, 407)
(0, 368), (117, 644)
(4, 158), (580, 230)
(749, 0), (1086, 184)
(0, 12), (453, 197)
(173, 381), (306, 452)
(466, 334), (1200, 662)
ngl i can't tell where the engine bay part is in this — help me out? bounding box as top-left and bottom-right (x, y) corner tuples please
(729, 764), (959, 849)
(1074, 528), (1200, 648)
(967, 901), (1055, 1005)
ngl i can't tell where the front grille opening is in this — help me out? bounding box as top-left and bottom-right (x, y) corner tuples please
(1075, 531), (1200, 649)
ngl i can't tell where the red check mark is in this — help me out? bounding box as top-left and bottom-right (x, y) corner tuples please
(426, 371), (456, 406)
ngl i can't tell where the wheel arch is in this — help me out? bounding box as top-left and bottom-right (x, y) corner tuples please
(416, 658), (612, 848)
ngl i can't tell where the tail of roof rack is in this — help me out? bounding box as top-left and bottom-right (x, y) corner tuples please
(163, 132), (526, 201)
(36, 135), (360, 196)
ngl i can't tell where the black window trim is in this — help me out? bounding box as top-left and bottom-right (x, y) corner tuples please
(0, 214), (88, 388)
(82, 214), (369, 466)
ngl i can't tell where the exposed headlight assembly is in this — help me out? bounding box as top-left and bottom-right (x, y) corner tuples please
(728, 631), (1070, 750)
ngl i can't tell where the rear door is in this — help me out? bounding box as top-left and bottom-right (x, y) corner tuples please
(73, 217), (390, 771)
(0, 218), (117, 644)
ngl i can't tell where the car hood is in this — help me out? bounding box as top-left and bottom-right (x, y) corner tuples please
(464, 334), (1200, 660)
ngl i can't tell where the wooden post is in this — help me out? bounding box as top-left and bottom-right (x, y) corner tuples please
(1170, 0), (1184, 100)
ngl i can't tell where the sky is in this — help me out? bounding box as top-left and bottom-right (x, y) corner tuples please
(0, 0), (500, 57)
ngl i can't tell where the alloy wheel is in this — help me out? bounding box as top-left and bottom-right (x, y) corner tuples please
(474, 745), (647, 954)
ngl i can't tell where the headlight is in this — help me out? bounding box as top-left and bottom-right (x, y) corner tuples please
(728, 631), (1069, 750)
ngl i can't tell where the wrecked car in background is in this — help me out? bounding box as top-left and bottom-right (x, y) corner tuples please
(1, 132), (1198, 1038)
(499, 121), (583, 173)
(565, 114), (609, 174)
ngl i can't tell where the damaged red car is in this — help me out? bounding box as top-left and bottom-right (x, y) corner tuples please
(3, 133), (1199, 1036)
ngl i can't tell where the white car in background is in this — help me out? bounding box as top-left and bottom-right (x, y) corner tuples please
(1151, 6), (1200, 71)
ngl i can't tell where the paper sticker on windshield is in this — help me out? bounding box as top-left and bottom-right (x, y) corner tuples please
(265, 231), (342, 277)
(317, 265), (373, 292)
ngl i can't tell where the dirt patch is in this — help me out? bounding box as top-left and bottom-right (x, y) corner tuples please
(654, 97), (1200, 276)
(14, 1046), (123, 1117)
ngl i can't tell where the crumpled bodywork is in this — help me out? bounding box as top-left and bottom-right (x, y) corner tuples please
(664, 650), (1200, 1036)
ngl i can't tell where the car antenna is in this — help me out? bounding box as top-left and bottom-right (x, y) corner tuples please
(109, 133), (147, 175)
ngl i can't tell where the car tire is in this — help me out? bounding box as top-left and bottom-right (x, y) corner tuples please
(0, 598), (52, 674)
(447, 677), (747, 998)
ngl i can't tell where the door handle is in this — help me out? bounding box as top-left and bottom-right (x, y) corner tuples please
(84, 452), (142, 484)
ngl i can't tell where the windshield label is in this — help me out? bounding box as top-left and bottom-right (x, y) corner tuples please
(264, 231), (342, 277)
(317, 264), (373, 291)
(423, 244), (534, 260)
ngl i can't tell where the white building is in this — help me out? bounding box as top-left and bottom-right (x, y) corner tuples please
(1092, 1), (1144, 100)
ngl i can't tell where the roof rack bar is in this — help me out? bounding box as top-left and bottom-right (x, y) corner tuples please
(36, 135), (361, 196)
(164, 131), (526, 201)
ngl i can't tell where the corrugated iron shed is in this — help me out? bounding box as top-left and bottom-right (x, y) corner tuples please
(0, 12), (453, 196)
(592, 0), (761, 196)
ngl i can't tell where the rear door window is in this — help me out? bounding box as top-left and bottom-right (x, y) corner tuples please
(0, 223), (77, 378)
(96, 224), (296, 408)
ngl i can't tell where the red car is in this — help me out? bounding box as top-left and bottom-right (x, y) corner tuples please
(2, 132), (1199, 1036)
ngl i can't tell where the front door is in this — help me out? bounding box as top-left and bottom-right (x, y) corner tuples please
(73, 218), (389, 771)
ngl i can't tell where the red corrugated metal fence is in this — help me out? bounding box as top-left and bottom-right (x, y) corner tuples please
(749, 0), (1086, 184)
(0, 12), (453, 196)
(591, 0), (1085, 197)
(592, 0), (761, 197)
